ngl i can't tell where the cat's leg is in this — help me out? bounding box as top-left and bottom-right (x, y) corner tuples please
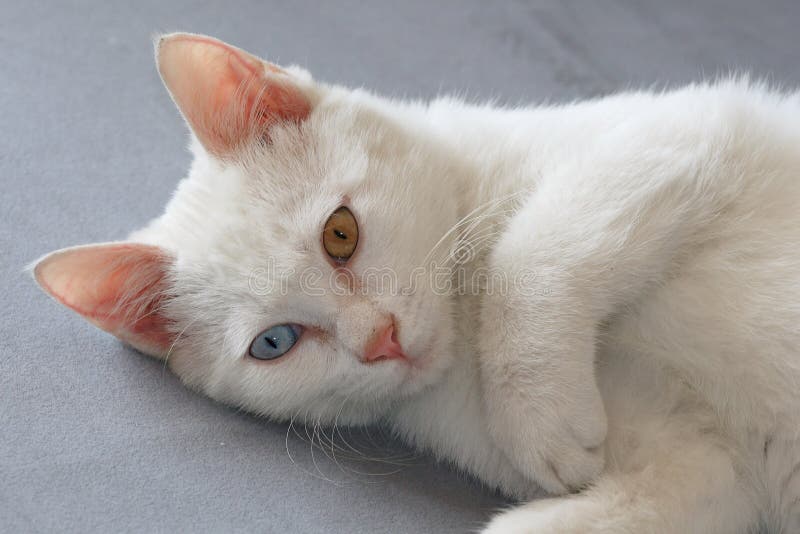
(478, 215), (607, 492)
(478, 251), (606, 493)
(478, 140), (720, 493)
(482, 436), (759, 534)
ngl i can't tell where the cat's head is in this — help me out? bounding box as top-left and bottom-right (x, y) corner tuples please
(33, 33), (463, 425)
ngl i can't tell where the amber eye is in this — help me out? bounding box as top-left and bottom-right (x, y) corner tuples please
(323, 206), (359, 261)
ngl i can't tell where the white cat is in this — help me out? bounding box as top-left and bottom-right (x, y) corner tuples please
(33, 33), (800, 533)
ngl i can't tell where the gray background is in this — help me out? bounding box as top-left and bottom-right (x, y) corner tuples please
(2, 1), (799, 532)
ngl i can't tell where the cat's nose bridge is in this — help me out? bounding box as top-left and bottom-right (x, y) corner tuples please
(337, 299), (393, 358)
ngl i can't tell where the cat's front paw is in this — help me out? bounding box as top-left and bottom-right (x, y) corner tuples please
(489, 387), (607, 494)
(514, 419), (605, 495)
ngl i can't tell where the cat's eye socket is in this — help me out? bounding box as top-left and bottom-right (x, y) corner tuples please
(323, 206), (359, 262)
(249, 324), (301, 361)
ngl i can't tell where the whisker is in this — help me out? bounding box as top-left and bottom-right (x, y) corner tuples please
(421, 189), (526, 268)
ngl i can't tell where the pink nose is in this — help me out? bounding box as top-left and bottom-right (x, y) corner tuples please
(362, 321), (407, 363)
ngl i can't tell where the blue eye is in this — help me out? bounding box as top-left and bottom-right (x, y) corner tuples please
(249, 324), (301, 360)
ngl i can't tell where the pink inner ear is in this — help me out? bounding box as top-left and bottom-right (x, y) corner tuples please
(34, 243), (174, 357)
(157, 33), (311, 155)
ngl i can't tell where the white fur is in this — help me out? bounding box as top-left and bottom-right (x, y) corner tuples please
(56, 40), (800, 532)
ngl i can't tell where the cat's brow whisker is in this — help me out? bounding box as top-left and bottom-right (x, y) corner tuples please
(449, 201), (517, 249)
(438, 228), (508, 273)
(447, 217), (511, 260)
(420, 189), (526, 268)
(421, 191), (514, 266)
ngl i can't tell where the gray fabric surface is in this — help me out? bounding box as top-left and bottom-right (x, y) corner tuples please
(2, 1), (799, 532)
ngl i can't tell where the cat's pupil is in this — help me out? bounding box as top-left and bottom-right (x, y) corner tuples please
(265, 336), (278, 349)
(334, 229), (347, 240)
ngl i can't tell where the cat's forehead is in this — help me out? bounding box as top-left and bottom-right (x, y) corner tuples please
(248, 115), (370, 211)
(159, 103), (396, 284)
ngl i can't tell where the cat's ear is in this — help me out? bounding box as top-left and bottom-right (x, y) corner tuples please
(33, 243), (175, 359)
(156, 32), (311, 156)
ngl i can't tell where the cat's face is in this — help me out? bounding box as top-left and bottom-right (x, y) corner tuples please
(34, 34), (462, 425)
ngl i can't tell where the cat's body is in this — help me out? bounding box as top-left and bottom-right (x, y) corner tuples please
(33, 34), (800, 532)
(397, 86), (800, 532)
